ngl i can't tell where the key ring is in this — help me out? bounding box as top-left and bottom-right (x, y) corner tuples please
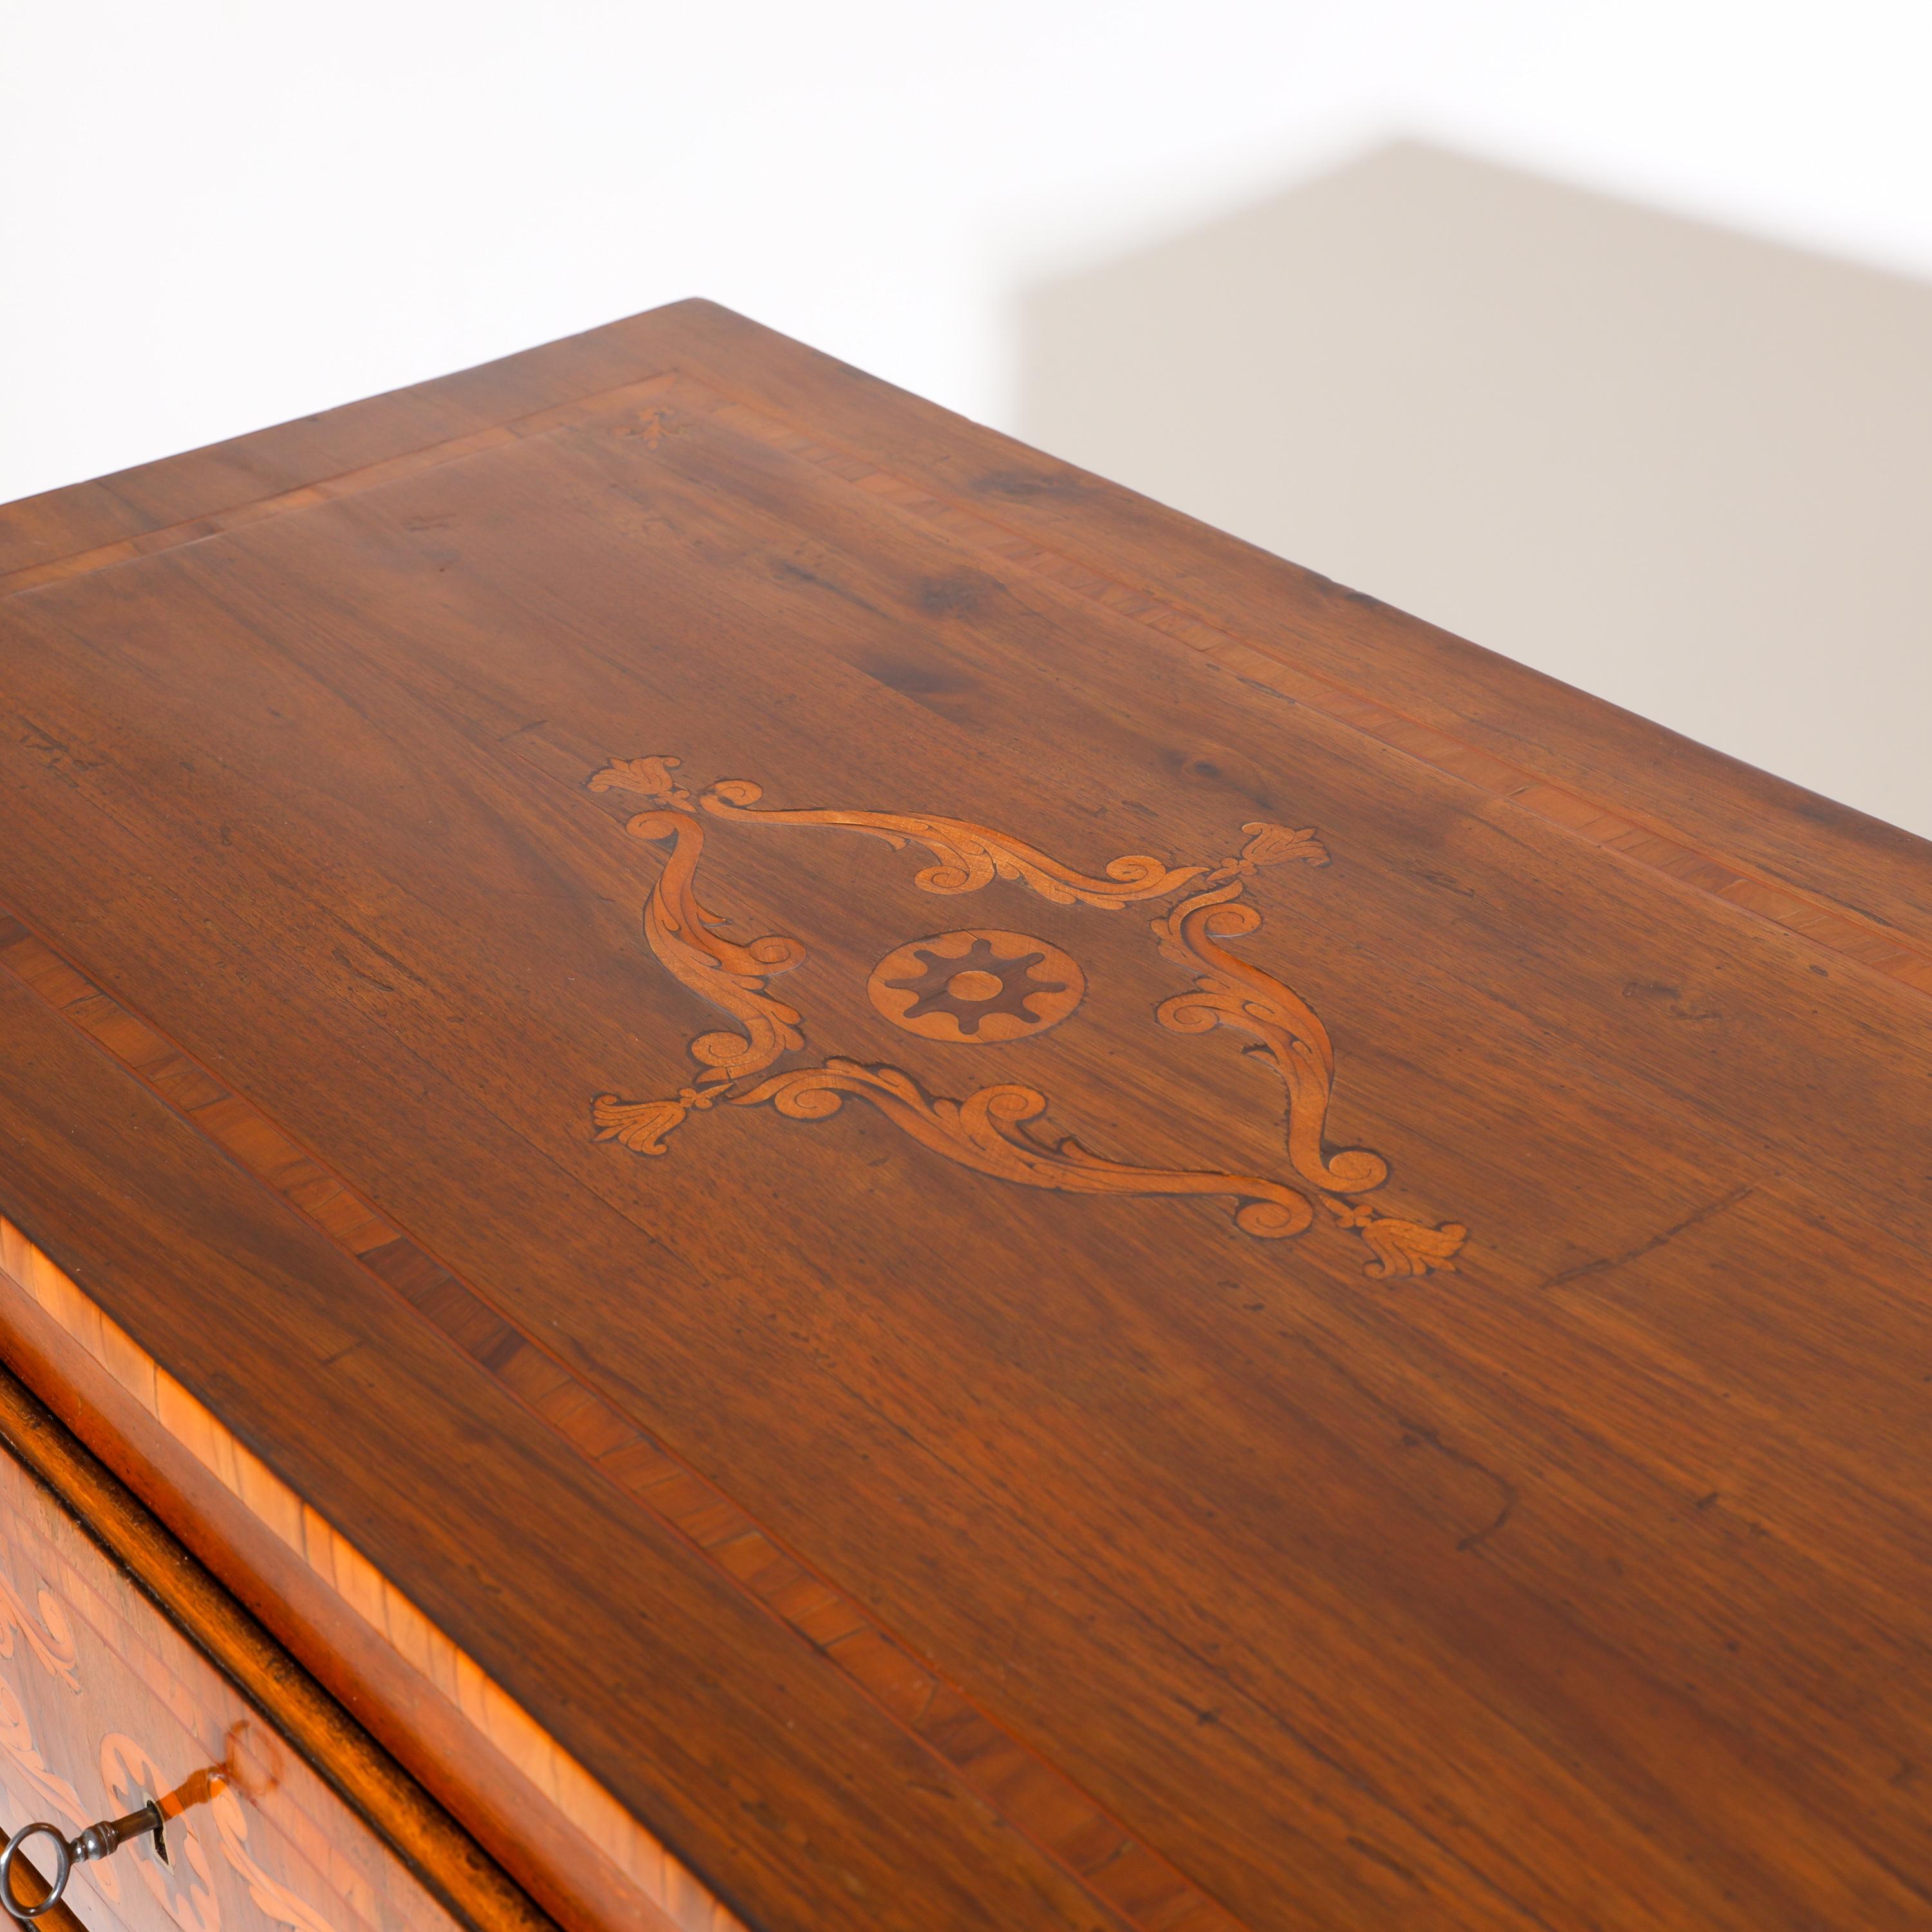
(0, 1825), (68, 1922)
(1, 1803), (164, 1921)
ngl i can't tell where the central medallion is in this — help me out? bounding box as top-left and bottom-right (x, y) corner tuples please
(867, 930), (1085, 1044)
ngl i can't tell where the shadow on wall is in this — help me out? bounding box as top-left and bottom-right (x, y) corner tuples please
(1016, 142), (1932, 840)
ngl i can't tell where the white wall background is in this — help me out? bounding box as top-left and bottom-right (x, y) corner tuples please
(5, 2), (1929, 831)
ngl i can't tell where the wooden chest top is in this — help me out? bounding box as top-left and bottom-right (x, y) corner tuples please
(2, 299), (1930, 1932)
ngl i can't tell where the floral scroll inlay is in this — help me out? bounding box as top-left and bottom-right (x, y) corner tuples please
(587, 755), (1466, 1278)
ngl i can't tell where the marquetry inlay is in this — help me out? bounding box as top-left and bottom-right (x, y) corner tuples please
(588, 757), (1466, 1278)
(867, 931), (1085, 1043)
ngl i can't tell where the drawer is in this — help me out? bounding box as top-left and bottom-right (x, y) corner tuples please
(0, 1384), (507, 1932)
(0, 1209), (734, 1932)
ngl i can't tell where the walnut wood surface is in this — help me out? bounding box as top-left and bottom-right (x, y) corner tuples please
(1, 299), (1929, 1930)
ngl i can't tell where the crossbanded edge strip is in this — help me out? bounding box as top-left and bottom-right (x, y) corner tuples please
(2, 357), (1926, 1003)
(0, 911), (1249, 1932)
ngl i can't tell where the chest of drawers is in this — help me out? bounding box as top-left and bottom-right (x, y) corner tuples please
(0, 299), (1929, 1931)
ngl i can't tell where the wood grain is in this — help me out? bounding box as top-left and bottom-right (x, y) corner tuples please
(6, 353), (1929, 996)
(0, 298), (1927, 1931)
(0, 920), (1238, 1932)
(642, 299), (1932, 958)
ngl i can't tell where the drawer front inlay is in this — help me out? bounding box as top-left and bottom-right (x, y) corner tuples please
(0, 1431), (453, 1932)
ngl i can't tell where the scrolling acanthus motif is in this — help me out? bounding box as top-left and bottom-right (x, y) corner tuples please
(735, 1059), (1312, 1240)
(587, 755), (1465, 1278)
(696, 776), (1202, 905)
(0, 1569), (79, 1694)
(587, 759), (806, 1151)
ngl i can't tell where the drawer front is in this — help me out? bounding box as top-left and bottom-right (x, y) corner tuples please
(0, 1430), (460, 1932)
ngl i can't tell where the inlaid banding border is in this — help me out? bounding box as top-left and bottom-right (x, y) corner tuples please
(3, 359), (1926, 1000)
(0, 914), (1250, 1932)
(0, 380), (681, 601)
(652, 379), (1932, 997)
(1, 336), (1923, 1931)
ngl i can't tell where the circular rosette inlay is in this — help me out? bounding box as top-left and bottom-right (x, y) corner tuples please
(867, 931), (1084, 1044)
